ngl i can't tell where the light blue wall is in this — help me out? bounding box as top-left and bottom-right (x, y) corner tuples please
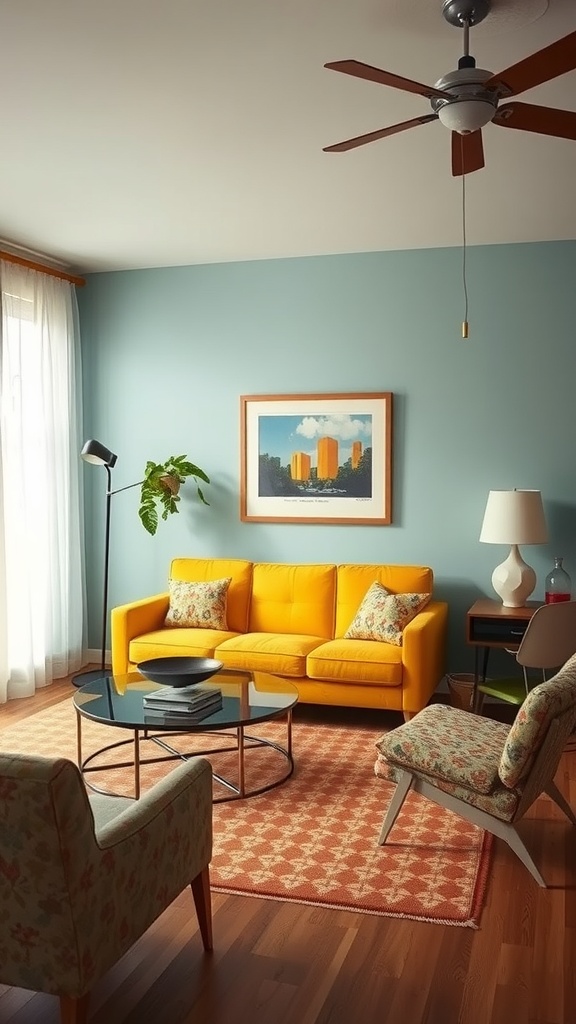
(78, 240), (576, 672)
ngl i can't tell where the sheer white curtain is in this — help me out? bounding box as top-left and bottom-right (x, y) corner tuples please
(0, 260), (84, 702)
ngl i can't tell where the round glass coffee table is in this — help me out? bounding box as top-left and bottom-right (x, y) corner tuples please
(73, 668), (298, 802)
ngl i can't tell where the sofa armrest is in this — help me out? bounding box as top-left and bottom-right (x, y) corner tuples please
(401, 601), (448, 714)
(111, 592), (170, 674)
(94, 757), (212, 853)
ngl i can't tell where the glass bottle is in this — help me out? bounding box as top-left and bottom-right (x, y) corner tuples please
(545, 557), (571, 604)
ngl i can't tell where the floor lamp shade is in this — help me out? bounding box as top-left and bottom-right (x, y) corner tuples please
(80, 439), (117, 468)
(479, 489), (548, 608)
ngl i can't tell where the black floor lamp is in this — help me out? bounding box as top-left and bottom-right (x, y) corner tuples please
(72, 439), (141, 688)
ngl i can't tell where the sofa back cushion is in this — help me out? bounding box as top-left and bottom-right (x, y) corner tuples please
(248, 563), (336, 637)
(170, 558), (253, 633)
(335, 564), (434, 638)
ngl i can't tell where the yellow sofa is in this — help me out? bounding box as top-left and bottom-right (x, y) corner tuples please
(111, 558), (448, 718)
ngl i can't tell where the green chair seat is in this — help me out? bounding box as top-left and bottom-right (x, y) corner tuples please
(475, 602), (576, 716)
(477, 678), (528, 704)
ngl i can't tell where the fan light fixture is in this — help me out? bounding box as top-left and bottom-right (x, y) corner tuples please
(437, 98), (496, 134)
(322, 0), (576, 175)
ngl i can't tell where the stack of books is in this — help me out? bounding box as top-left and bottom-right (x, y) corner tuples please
(142, 683), (223, 718)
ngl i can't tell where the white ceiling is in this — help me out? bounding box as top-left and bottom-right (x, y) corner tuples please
(1, 0), (575, 273)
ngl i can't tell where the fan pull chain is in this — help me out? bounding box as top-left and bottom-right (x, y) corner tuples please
(461, 134), (469, 338)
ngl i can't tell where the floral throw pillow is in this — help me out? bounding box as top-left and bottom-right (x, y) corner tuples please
(164, 577), (232, 629)
(344, 581), (430, 646)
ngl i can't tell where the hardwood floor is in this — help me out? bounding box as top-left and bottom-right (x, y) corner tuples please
(1, 677), (575, 1024)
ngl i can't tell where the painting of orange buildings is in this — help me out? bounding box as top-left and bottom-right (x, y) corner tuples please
(317, 436), (339, 480)
(290, 451), (311, 481)
(351, 440), (363, 469)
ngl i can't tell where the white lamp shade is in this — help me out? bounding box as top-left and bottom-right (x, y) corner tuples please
(479, 490), (548, 546)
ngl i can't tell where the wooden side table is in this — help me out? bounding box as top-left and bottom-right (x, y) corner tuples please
(466, 598), (542, 707)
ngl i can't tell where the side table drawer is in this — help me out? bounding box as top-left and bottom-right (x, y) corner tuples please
(468, 616), (530, 646)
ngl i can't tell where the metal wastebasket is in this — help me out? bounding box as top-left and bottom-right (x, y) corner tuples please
(446, 672), (475, 712)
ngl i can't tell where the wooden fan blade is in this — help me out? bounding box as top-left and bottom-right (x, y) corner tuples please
(323, 114), (438, 153)
(451, 131), (485, 176)
(324, 60), (446, 100)
(485, 30), (576, 98)
(493, 102), (576, 140)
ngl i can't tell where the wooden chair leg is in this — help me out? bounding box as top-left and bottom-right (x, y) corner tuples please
(378, 770), (413, 846)
(500, 823), (547, 888)
(546, 780), (576, 825)
(191, 865), (213, 951)
(59, 993), (90, 1024)
(411, 776), (548, 888)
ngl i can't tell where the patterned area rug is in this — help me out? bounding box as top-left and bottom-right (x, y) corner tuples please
(0, 698), (492, 927)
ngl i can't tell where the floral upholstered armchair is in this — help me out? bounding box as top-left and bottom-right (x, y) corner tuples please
(374, 653), (576, 887)
(0, 752), (213, 1024)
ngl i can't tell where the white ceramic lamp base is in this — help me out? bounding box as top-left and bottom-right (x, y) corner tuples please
(491, 544), (537, 608)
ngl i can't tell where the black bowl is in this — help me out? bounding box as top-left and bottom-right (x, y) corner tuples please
(137, 656), (224, 687)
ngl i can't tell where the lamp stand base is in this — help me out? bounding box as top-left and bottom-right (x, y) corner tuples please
(71, 668), (108, 689)
(492, 544), (536, 608)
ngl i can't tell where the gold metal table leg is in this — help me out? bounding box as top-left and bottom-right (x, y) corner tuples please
(237, 725), (245, 797)
(287, 708), (292, 757)
(76, 710), (82, 769)
(75, 708), (294, 803)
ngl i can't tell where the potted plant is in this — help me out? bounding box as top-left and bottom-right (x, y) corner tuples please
(138, 454), (210, 536)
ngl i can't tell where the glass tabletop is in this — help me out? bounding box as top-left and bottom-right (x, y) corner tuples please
(73, 668), (298, 731)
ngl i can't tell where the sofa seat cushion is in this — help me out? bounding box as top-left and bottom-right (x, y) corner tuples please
(216, 632), (326, 676)
(307, 638), (403, 686)
(129, 628), (241, 665)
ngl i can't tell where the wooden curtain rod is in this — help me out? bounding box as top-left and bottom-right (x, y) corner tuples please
(0, 249), (86, 287)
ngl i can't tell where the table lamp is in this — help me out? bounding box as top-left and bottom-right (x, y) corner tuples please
(479, 489), (548, 608)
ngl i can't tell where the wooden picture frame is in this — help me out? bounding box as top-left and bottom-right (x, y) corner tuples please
(240, 392), (393, 524)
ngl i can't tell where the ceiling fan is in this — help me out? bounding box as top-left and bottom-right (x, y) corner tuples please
(323, 0), (576, 175)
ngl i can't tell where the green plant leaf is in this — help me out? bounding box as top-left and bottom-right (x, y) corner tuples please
(137, 453), (210, 533)
(138, 494), (159, 536)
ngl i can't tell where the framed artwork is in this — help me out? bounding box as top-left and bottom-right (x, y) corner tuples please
(240, 392), (393, 525)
